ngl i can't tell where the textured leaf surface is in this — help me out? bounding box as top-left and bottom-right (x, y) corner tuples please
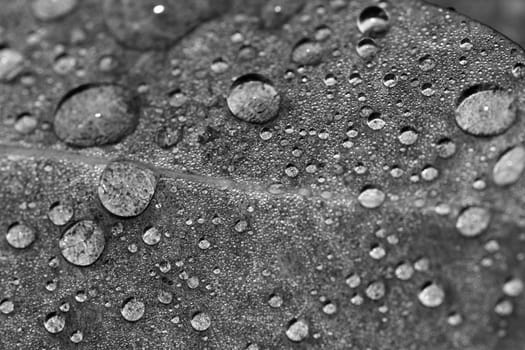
(1, 0), (525, 349)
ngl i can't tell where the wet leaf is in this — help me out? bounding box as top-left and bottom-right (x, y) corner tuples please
(1, 0), (525, 349)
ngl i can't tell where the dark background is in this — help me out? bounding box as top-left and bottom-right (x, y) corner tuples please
(427, 0), (525, 48)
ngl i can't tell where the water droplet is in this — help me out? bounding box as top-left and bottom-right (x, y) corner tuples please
(268, 294), (283, 308)
(6, 223), (36, 249)
(54, 83), (139, 147)
(494, 299), (513, 316)
(48, 202), (74, 226)
(14, 113), (38, 134)
(103, 0), (229, 50)
(227, 74), (281, 124)
(121, 297), (145, 322)
(358, 187), (385, 209)
(418, 54), (436, 72)
(98, 161), (157, 217)
(365, 280), (386, 300)
(59, 220), (105, 267)
(395, 262), (414, 281)
(31, 0), (77, 20)
(0, 299), (14, 314)
(70, 330), (83, 343)
(382, 73), (398, 88)
(191, 312), (211, 331)
(44, 312), (65, 334)
(398, 127), (418, 145)
(502, 277), (523, 297)
(455, 85), (518, 137)
(0, 48), (24, 81)
(291, 39), (323, 65)
(142, 226), (161, 246)
(285, 319), (309, 342)
(512, 63), (525, 79)
(357, 6), (390, 35)
(345, 273), (361, 288)
(418, 282), (445, 308)
(456, 206), (491, 237)
(493, 146), (525, 186)
(436, 138), (457, 159)
(356, 38), (379, 60)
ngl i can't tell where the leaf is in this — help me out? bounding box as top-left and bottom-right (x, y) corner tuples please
(1, 0), (525, 349)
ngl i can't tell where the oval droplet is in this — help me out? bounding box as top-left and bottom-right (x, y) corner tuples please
(31, 0), (77, 21)
(456, 206), (491, 238)
(53, 83), (139, 147)
(493, 145), (525, 186)
(291, 39), (324, 66)
(121, 297), (145, 322)
(418, 282), (445, 308)
(191, 312), (211, 331)
(285, 319), (309, 342)
(44, 312), (66, 334)
(358, 187), (385, 209)
(455, 85), (518, 137)
(357, 6), (390, 35)
(103, 0), (229, 50)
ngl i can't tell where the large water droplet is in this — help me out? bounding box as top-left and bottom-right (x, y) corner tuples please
(31, 0), (77, 21)
(59, 220), (105, 267)
(98, 161), (157, 217)
(455, 85), (518, 137)
(103, 0), (229, 50)
(227, 74), (281, 124)
(53, 83), (139, 147)
(493, 145), (525, 186)
(357, 6), (390, 35)
(456, 206), (491, 237)
(6, 223), (36, 249)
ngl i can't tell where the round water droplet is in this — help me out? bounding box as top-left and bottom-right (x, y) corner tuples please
(418, 54), (436, 72)
(44, 312), (65, 334)
(14, 113), (38, 134)
(0, 299), (14, 314)
(53, 83), (139, 147)
(398, 127), (418, 145)
(48, 202), (74, 226)
(6, 223), (36, 249)
(191, 312), (211, 331)
(493, 146), (525, 186)
(31, 0), (77, 20)
(436, 138), (457, 159)
(418, 282), (445, 308)
(365, 280), (386, 300)
(227, 74), (281, 124)
(456, 206), (490, 238)
(268, 294), (283, 308)
(358, 187), (385, 209)
(103, 0), (229, 50)
(291, 39), (323, 65)
(98, 161), (157, 217)
(285, 319), (309, 342)
(357, 6), (390, 34)
(59, 220), (105, 267)
(356, 38), (379, 60)
(70, 330), (83, 343)
(455, 85), (518, 137)
(121, 297), (145, 322)
(395, 262), (414, 281)
(0, 48), (24, 81)
(142, 226), (161, 246)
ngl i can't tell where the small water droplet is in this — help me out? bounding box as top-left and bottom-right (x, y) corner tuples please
(418, 282), (445, 308)
(44, 312), (65, 334)
(358, 187), (385, 209)
(285, 319), (309, 342)
(357, 6), (390, 35)
(291, 39), (324, 65)
(31, 0), (77, 20)
(48, 202), (74, 226)
(191, 312), (211, 331)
